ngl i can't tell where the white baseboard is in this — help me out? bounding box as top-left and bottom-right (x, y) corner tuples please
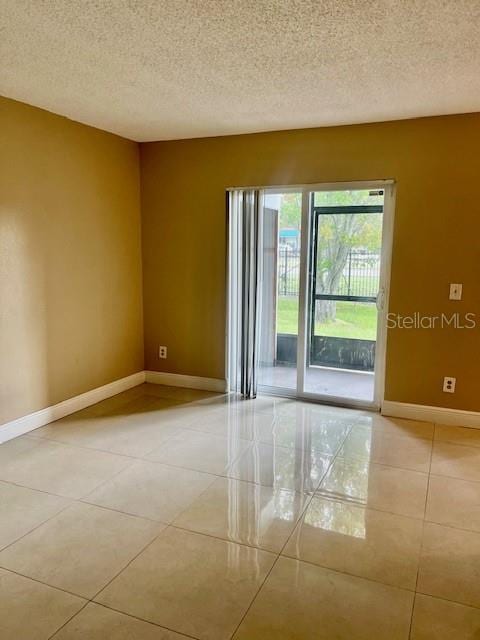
(382, 400), (480, 429)
(0, 370), (226, 445)
(145, 370), (227, 393)
(0, 371), (146, 444)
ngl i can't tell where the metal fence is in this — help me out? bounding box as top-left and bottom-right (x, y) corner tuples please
(277, 247), (380, 298)
(278, 248), (301, 296)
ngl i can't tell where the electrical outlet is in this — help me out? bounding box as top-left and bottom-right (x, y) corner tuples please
(449, 283), (462, 300)
(443, 376), (456, 393)
(158, 345), (167, 359)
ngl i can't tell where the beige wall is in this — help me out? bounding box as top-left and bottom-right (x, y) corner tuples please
(141, 114), (480, 412)
(0, 97), (144, 425)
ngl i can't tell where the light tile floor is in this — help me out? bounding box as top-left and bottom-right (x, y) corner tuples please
(1, 383), (480, 638)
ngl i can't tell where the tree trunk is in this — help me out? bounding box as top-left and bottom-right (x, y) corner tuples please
(315, 213), (360, 325)
(316, 299), (336, 323)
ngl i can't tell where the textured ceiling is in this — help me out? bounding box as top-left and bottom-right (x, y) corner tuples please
(1, 1), (480, 141)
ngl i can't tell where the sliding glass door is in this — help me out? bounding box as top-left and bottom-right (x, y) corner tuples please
(254, 182), (393, 409)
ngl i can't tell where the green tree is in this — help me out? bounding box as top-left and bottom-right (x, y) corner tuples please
(314, 191), (382, 323)
(279, 193), (301, 230)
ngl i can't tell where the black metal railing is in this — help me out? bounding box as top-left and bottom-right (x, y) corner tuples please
(277, 247), (380, 298)
(336, 249), (380, 298)
(278, 247), (301, 296)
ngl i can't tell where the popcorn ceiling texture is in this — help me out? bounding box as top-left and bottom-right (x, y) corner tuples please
(1, 0), (480, 141)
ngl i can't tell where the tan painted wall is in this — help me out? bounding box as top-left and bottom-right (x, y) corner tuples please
(0, 97), (144, 425)
(141, 114), (480, 412)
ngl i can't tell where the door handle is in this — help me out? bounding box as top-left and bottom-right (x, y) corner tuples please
(376, 287), (385, 312)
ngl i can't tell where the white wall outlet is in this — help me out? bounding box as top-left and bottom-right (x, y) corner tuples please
(449, 283), (462, 300)
(443, 376), (456, 393)
(158, 345), (168, 359)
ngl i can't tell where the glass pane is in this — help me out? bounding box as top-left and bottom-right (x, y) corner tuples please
(313, 300), (378, 343)
(258, 192), (301, 391)
(306, 300), (376, 400)
(315, 213), (382, 298)
(314, 189), (384, 206)
(304, 188), (384, 403)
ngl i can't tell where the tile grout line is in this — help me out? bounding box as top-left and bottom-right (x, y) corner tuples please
(432, 438), (480, 450)
(167, 482), (316, 554)
(88, 518), (176, 603)
(79, 524), (221, 640)
(0, 452), (151, 515)
(72, 457), (141, 502)
(408, 421), (435, 639)
(75, 498), (171, 525)
(428, 470), (480, 486)
(277, 553), (418, 593)
(0, 477), (76, 501)
(228, 490), (326, 638)
(85, 601), (204, 640)
(312, 489), (427, 520)
(0, 499), (74, 556)
(47, 600), (91, 640)
(227, 542), (282, 639)
(27, 421), (209, 461)
(165, 463), (261, 537)
(0, 565), (87, 600)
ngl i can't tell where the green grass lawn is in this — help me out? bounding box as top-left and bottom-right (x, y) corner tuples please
(277, 297), (377, 340)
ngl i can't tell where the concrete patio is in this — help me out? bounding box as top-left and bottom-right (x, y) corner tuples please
(258, 365), (375, 403)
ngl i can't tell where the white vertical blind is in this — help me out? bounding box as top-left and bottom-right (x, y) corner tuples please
(227, 189), (264, 398)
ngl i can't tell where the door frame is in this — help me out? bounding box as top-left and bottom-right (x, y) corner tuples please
(226, 179), (396, 411)
(298, 180), (395, 410)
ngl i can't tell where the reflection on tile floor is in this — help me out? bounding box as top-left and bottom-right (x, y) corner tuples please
(0, 384), (480, 638)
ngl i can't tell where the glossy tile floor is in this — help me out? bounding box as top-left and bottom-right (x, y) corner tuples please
(1, 384), (480, 639)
